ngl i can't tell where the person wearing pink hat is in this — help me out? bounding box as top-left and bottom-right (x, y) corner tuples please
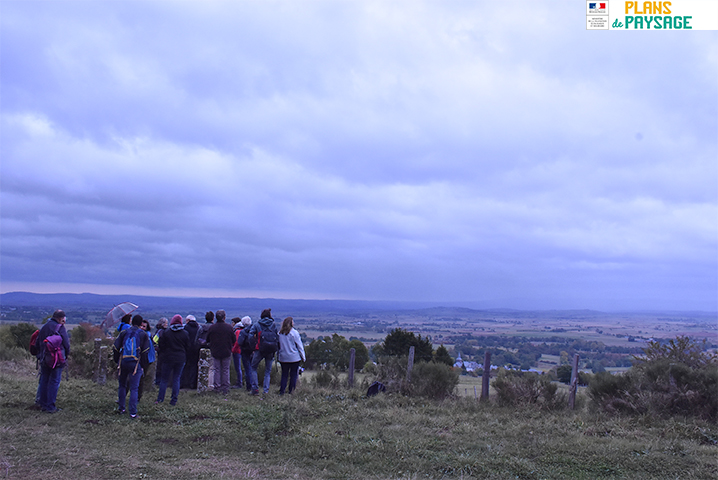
(156, 315), (190, 406)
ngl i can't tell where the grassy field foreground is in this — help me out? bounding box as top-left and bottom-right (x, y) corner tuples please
(1, 359), (716, 480)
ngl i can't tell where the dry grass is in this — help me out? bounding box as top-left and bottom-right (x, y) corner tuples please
(1, 358), (716, 480)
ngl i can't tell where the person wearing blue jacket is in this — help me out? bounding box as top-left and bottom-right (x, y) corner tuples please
(36, 310), (71, 413)
(113, 315), (150, 418)
(117, 314), (131, 333)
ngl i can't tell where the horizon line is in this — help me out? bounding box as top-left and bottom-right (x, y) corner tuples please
(2, 290), (717, 315)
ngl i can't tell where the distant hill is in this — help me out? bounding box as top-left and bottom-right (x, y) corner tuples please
(1, 291), (714, 319)
(0, 291), (450, 315)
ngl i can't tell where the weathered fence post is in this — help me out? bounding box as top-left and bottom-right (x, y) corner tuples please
(98, 346), (107, 385)
(406, 346), (415, 383)
(197, 348), (212, 393)
(481, 351), (491, 400)
(93, 338), (102, 383)
(348, 348), (356, 388)
(568, 354), (580, 410)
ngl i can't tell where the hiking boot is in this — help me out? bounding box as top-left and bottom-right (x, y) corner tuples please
(251, 390), (259, 396)
(130, 414), (137, 418)
(117, 409), (126, 414)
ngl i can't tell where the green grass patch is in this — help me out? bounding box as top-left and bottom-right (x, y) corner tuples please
(1, 358), (716, 479)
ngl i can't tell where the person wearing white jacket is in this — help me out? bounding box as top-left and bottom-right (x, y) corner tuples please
(277, 317), (306, 395)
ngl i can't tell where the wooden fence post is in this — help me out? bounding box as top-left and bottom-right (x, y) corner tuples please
(93, 338), (102, 383)
(197, 348), (212, 393)
(348, 348), (356, 388)
(98, 346), (107, 385)
(568, 354), (580, 410)
(406, 346), (415, 383)
(481, 351), (491, 400)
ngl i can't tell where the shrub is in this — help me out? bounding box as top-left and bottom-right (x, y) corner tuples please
(65, 331), (115, 380)
(588, 336), (718, 420)
(67, 347), (97, 379)
(434, 344), (454, 366)
(305, 334), (369, 371)
(555, 365), (592, 386)
(371, 355), (407, 393)
(407, 361), (459, 400)
(0, 346), (32, 362)
(0, 323), (38, 351)
(377, 328), (433, 362)
(556, 365), (572, 384)
(588, 371), (640, 415)
(70, 323), (105, 345)
(362, 361), (376, 374)
(492, 369), (565, 410)
(369, 357), (459, 399)
(312, 369), (341, 388)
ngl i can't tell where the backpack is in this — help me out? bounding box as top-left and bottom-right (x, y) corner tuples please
(258, 327), (279, 355)
(121, 328), (142, 361)
(196, 324), (210, 347)
(29, 329), (40, 356)
(232, 329), (242, 354)
(43, 324), (65, 369)
(367, 381), (386, 397)
(238, 327), (256, 354)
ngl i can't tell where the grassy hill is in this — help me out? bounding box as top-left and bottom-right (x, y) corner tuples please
(1, 358), (716, 480)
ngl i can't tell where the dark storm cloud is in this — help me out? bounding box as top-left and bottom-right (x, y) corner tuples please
(1, 1), (716, 310)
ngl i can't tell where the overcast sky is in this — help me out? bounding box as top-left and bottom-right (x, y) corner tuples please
(1, 1), (716, 311)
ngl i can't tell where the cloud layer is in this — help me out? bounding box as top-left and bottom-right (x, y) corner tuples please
(1, 1), (716, 310)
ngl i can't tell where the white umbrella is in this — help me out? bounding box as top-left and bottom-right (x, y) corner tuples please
(102, 302), (139, 330)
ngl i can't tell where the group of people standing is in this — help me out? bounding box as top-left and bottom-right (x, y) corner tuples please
(113, 308), (306, 418)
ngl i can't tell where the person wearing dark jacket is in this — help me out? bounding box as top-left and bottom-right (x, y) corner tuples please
(200, 311), (215, 388)
(36, 309), (71, 413)
(156, 315), (190, 405)
(153, 317), (168, 385)
(180, 314), (201, 389)
(249, 309), (280, 395)
(113, 314), (150, 418)
(206, 310), (234, 395)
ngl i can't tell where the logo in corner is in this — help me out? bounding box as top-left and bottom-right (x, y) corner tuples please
(587, 2), (608, 15)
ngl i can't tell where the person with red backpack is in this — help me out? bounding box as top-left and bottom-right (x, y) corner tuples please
(35, 310), (70, 413)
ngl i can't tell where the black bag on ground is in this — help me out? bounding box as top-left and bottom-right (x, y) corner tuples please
(367, 381), (386, 397)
